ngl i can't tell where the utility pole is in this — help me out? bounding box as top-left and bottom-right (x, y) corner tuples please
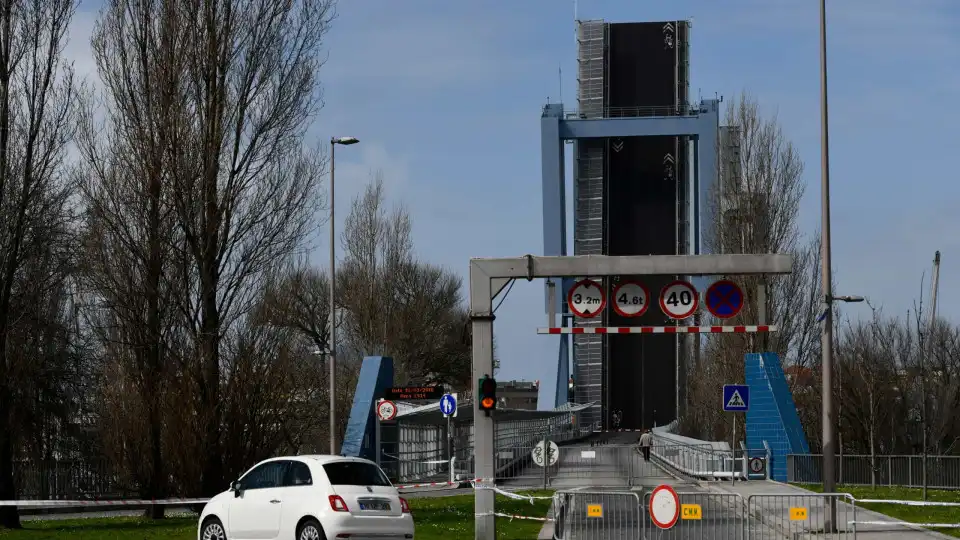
(921, 251), (940, 501)
(818, 0), (838, 531)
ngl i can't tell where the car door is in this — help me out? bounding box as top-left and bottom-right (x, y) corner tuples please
(228, 460), (289, 540)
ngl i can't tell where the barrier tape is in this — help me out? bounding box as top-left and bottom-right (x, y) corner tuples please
(476, 512), (553, 522)
(470, 483), (554, 504)
(855, 498), (960, 507)
(0, 498), (210, 507)
(852, 521), (960, 529)
(2, 478), (554, 512)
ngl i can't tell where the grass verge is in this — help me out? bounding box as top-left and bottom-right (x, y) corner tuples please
(796, 483), (960, 538)
(0, 490), (555, 540)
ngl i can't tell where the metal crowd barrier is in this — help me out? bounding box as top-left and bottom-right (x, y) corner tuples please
(551, 489), (857, 540)
(552, 490), (641, 540)
(642, 491), (746, 540)
(746, 493), (857, 540)
(492, 444), (684, 489)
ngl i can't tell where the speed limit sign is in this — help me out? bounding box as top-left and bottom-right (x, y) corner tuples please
(659, 280), (698, 319)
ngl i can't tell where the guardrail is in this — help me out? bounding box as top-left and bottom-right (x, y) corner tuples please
(651, 435), (748, 481)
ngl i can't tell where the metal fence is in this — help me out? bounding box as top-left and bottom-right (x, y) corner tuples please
(643, 492), (746, 540)
(552, 490), (641, 540)
(788, 454), (960, 489)
(13, 459), (126, 500)
(746, 493), (857, 540)
(494, 444), (671, 489)
(381, 410), (591, 486)
(552, 489), (855, 539)
(651, 438), (750, 481)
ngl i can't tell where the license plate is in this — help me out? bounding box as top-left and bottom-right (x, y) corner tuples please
(359, 500), (390, 511)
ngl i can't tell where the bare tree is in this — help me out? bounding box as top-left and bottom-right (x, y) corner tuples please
(88, 0), (335, 496)
(337, 173), (473, 389)
(0, 0), (79, 528)
(684, 92), (821, 440)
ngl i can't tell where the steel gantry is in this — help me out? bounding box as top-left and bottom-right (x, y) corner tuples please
(469, 253), (793, 540)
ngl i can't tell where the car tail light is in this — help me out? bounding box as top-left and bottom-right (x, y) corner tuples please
(399, 497), (410, 513)
(328, 495), (349, 512)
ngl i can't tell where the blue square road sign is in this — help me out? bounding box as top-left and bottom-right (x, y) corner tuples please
(722, 384), (749, 412)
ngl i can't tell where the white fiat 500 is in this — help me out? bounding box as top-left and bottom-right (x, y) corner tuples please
(198, 455), (414, 540)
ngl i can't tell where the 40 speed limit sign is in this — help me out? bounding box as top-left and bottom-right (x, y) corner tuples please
(612, 281), (650, 317)
(659, 280), (699, 320)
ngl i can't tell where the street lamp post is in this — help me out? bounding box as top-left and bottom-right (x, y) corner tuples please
(329, 135), (359, 455)
(817, 0), (838, 530)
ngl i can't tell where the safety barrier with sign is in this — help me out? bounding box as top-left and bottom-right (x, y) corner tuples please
(745, 493), (856, 540)
(551, 490), (641, 540)
(643, 490), (746, 540)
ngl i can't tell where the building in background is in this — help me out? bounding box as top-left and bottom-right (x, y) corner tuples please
(497, 380), (540, 410)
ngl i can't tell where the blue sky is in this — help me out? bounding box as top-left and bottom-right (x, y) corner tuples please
(68, 1), (960, 406)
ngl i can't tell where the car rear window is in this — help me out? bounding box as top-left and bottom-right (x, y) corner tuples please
(322, 462), (391, 487)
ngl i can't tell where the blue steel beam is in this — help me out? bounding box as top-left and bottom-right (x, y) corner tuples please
(542, 99), (721, 409)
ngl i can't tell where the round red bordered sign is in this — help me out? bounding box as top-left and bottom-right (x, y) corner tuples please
(649, 484), (680, 530)
(659, 280), (699, 320)
(376, 399), (397, 421)
(704, 279), (745, 319)
(567, 279), (606, 318)
(612, 281), (650, 318)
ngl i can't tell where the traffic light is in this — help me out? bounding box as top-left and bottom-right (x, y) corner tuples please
(478, 375), (497, 415)
(568, 376), (575, 402)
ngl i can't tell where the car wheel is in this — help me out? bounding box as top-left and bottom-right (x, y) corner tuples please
(296, 519), (326, 540)
(200, 517), (227, 540)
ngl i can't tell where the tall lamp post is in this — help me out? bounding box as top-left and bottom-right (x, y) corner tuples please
(329, 135), (359, 455)
(817, 0), (838, 529)
(821, 289), (864, 531)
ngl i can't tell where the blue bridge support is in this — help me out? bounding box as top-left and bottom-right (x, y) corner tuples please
(341, 356), (394, 459)
(744, 352), (811, 482)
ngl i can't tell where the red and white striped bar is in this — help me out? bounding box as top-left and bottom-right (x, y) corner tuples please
(537, 325), (777, 335)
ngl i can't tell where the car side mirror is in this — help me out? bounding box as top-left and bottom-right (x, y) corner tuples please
(231, 480), (242, 497)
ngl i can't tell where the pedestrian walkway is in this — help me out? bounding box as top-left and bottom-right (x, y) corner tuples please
(711, 479), (955, 540)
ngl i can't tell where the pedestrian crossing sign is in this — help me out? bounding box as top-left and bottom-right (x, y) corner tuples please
(722, 384), (750, 411)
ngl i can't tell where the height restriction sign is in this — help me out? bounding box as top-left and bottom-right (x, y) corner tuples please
(612, 281), (650, 318)
(567, 279), (605, 318)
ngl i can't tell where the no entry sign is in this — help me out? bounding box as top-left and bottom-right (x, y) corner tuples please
(649, 484), (680, 529)
(705, 280), (744, 319)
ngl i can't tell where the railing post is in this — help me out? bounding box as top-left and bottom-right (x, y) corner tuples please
(764, 441), (772, 481)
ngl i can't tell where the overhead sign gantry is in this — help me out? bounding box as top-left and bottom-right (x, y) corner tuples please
(468, 253), (792, 539)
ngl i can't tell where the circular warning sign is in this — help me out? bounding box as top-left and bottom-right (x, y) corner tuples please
(649, 484), (680, 530)
(567, 279), (605, 318)
(612, 281), (650, 318)
(659, 280), (699, 320)
(376, 399), (397, 421)
(749, 457), (766, 474)
(705, 280), (744, 319)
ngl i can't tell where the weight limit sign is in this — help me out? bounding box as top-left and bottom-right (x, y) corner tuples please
(612, 281), (650, 318)
(659, 280), (698, 320)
